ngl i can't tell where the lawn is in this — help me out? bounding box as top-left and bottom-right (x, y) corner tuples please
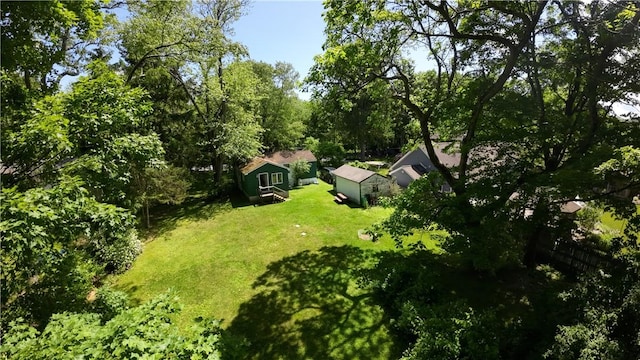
(599, 205), (640, 241)
(114, 181), (437, 359)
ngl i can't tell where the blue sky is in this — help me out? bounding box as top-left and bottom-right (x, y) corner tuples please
(232, 1), (326, 83)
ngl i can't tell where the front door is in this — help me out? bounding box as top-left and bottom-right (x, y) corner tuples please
(258, 172), (269, 188)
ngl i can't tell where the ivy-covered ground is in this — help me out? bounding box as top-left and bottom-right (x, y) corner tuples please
(114, 181), (438, 358)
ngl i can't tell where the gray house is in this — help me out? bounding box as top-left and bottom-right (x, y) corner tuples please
(333, 164), (392, 205)
(389, 143), (460, 190)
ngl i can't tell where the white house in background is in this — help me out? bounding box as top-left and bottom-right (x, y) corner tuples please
(389, 143), (460, 191)
(333, 164), (392, 205)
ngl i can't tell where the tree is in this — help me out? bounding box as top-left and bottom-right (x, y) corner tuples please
(0, 293), (243, 359)
(0, 0), (110, 93)
(1, 177), (141, 327)
(120, 0), (261, 182)
(290, 159), (311, 187)
(249, 61), (308, 152)
(3, 61), (166, 210)
(310, 0), (640, 270)
(135, 166), (191, 228)
(545, 252), (640, 359)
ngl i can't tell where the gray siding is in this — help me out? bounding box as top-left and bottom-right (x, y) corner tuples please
(390, 168), (414, 188)
(390, 148), (434, 172)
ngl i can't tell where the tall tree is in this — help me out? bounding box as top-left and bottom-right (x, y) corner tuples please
(310, 0), (640, 270)
(120, 0), (261, 182)
(250, 61), (308, 152)
(0, 0), (110, 93)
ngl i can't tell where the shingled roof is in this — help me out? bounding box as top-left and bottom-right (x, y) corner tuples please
(263, 150), (316, 165)
(240, 157), (288, 175)
(333, 165), (378, 183)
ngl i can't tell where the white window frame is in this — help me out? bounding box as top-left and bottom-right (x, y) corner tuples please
(271, 172), (283, 185)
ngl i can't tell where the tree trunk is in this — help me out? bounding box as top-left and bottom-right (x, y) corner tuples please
(213, 153), (224, 183)
(523, 227), (542, 269)
(145, 200), (151, 229)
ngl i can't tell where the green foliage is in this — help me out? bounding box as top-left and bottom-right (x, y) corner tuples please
(250, 61), (308, 151)
(89, 286), (131, 322)
(545, 252), (640, 359)
(399, 302), (501, 360)
(0, 177), (138, 326)
(0, 0), (107, 92)
(348, 160), (370, 170)
(0, 294), (239, 359)
(310, 0), (640, 271)
(119, 0), (260, 181)
(316, 141), (346, 167)
(576, 206), (603, 233)
(289, 159), (311, 187)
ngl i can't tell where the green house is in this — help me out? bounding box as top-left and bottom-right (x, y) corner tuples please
(238, 158), (291, 202)
(237, 150), (318, 202)
(263, 150), (318, 186)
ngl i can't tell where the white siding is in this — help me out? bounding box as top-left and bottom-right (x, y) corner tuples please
(335, 176), (362, 204)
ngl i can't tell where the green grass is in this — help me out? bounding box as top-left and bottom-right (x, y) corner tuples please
(114, 181), (438, 359)
(599, 205), (639, 240)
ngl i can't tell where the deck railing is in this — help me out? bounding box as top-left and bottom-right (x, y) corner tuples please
(258, 185), (289, 198)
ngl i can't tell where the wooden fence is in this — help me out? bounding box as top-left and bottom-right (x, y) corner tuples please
(537, 239), (615, 275)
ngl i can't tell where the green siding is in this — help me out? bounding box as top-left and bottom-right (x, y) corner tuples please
(306, 161), (317, 179)
(241, 163), (290, 197)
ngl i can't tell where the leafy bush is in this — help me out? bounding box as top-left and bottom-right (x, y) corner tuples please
(90, 286), (131, 322)
(89, 230), (142, 273)
(545, 252), (640, 359)
(0, 294), (245, 359)
(290, 158), (311, 186)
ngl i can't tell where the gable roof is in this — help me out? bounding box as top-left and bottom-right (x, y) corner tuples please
(390, 164), (427, 181)
(240, 157), (289, 175)
(333, 164), (378, 183)
(390, 142), (461, 171)
(264, 150), (316, 165)
(561, 201), (586, 214)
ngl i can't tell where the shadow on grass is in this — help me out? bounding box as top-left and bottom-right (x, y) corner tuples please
(140, 191), (249, 240)
(326, 189), (364, 209)
(228, 246), (571, 359)
(227, 246), (401, 360)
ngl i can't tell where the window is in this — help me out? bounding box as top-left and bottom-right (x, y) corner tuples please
(271, 172), (283, 185)
(372, 184), (379, 192)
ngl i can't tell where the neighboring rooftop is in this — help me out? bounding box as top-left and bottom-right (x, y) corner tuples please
(240, 157), (287, 175)
(419, 142), (461, 168)
(264, 150), (316, 165)
(390, 164), (428, 181)
(333, 164), (378, 183)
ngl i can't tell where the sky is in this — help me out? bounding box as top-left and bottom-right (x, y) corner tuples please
(232, 1), (326, 89)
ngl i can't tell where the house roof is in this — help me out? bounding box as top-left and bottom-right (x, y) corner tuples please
(333, 164), (378, 183)
(264, 150), (316, 165)
(561, 201), (585, 214)
(391, 142), (461, 171)
(240, 157), (288, 175)
(390, 164), (428, 181)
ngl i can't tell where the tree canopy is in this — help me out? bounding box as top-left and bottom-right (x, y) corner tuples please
(309, 0), (640, 270)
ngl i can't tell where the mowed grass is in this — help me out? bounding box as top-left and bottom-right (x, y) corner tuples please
(115, 181), (435, 358)
(599, 205), (640, 240)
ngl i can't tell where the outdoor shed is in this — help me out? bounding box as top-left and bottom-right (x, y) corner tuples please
(333, 164), (392, 205)
(264, 150), (318, 186)
(238, 158), (290, 202)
